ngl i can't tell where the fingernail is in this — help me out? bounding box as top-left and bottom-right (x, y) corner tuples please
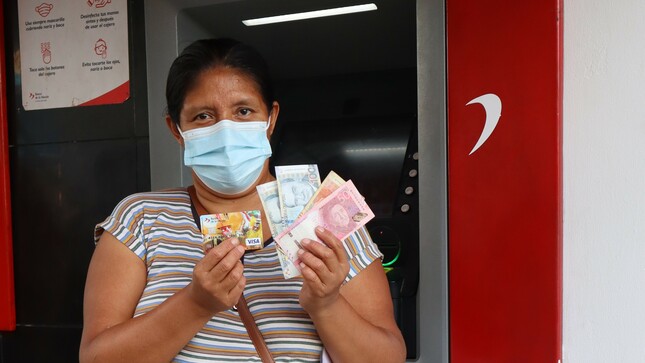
(297, 249), (304, 256)
(237, 246), (245, 254)
(316, 226), (325, 233)
(231, 238), (239, 245)
(300, 262), (306, 269)
(301, 239), (311, 246)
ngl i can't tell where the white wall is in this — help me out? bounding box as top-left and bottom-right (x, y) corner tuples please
(563, 1), (645, 362)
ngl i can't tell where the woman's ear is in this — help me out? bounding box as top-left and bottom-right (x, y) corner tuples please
(166, 115), (184, 146)
(267, 101), (280, 137)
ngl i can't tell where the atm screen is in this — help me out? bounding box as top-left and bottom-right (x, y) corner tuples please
(271, 116), (415, 217)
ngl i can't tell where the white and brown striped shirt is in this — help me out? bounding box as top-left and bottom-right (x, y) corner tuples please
(95, 188), (383, 362)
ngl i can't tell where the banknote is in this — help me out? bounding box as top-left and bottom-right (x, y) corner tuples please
(275, 164), (321, 228)
(298, 170), (346, 218)
(256, 181), (285, 236)
(275, 242), (302, 279)
(256, 181), (301, 278)
(277, 169), (345, 279)
(200, 211), (263, 251)
(275, 180), (375, 271)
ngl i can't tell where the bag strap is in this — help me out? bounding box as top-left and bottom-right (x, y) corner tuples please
(236, 292), (275, 363)
(187, 186), (275, 363)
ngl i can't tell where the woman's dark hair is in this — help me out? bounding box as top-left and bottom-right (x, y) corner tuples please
(165, 38), (274, 125)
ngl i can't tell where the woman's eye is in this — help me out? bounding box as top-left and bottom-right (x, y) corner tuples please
(194, 113), (212, 121)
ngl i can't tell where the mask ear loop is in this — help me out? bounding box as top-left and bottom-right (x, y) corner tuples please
(265, 114), (272, 131)
(176, 123), (186, 139)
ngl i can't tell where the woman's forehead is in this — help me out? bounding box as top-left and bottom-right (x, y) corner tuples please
(193, 67), (261, 95)
(182, 67), (265, 109)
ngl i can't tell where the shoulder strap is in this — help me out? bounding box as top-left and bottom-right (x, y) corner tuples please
(186, 186), (275, 363)
(236, 293), (275, 363)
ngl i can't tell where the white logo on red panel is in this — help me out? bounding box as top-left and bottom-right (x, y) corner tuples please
(466, 93), (502, 155)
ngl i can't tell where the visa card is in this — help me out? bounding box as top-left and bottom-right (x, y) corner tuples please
(200, 210), (263, 252)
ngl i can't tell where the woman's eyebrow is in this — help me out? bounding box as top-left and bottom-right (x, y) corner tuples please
(232, 98), (261, 107)
(181, 103), (213, 113)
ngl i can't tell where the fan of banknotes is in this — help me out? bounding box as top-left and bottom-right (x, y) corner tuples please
(257, 164), (375, 279)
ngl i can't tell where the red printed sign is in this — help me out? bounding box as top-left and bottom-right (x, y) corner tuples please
(447, 0), (562, 361)
(17, 0), (129, 110)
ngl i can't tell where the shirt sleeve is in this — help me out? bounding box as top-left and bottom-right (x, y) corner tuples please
(94, 193), (148, 262)
(342, 226), (383, 282)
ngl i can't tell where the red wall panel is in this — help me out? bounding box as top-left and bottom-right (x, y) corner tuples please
(0, 0), (16, 332)
(447, 0), (562, 361)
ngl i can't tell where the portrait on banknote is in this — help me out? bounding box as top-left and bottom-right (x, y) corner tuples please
(281, 177), (316, 209)
(263, 193), (283, 229)
(318, 196), (369, 237)
(275, 164), (321, 228)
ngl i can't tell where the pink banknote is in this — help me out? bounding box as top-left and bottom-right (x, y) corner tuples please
(275, 180), (375, 270)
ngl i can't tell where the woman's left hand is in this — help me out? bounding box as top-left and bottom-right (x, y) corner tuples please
(297, 226), (350, 316)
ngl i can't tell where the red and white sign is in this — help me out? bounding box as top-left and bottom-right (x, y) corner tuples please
(18, 0), (129, 110)
(447, 0), (562, 361)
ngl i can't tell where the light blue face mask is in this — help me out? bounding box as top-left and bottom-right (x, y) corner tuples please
(179, 119), (272, 195)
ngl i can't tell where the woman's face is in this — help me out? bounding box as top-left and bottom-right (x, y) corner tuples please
(178, 67), (273, 132)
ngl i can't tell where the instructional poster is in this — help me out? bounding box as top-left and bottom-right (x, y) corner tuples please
(18, 0), (129, 110)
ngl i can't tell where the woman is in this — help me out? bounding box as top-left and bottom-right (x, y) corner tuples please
(79, 38), (405, 363)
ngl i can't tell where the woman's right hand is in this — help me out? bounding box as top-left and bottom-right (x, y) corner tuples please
(187, 238), (246, 315)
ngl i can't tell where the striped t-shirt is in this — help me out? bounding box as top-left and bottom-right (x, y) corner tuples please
(94, 188), (383, 362)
